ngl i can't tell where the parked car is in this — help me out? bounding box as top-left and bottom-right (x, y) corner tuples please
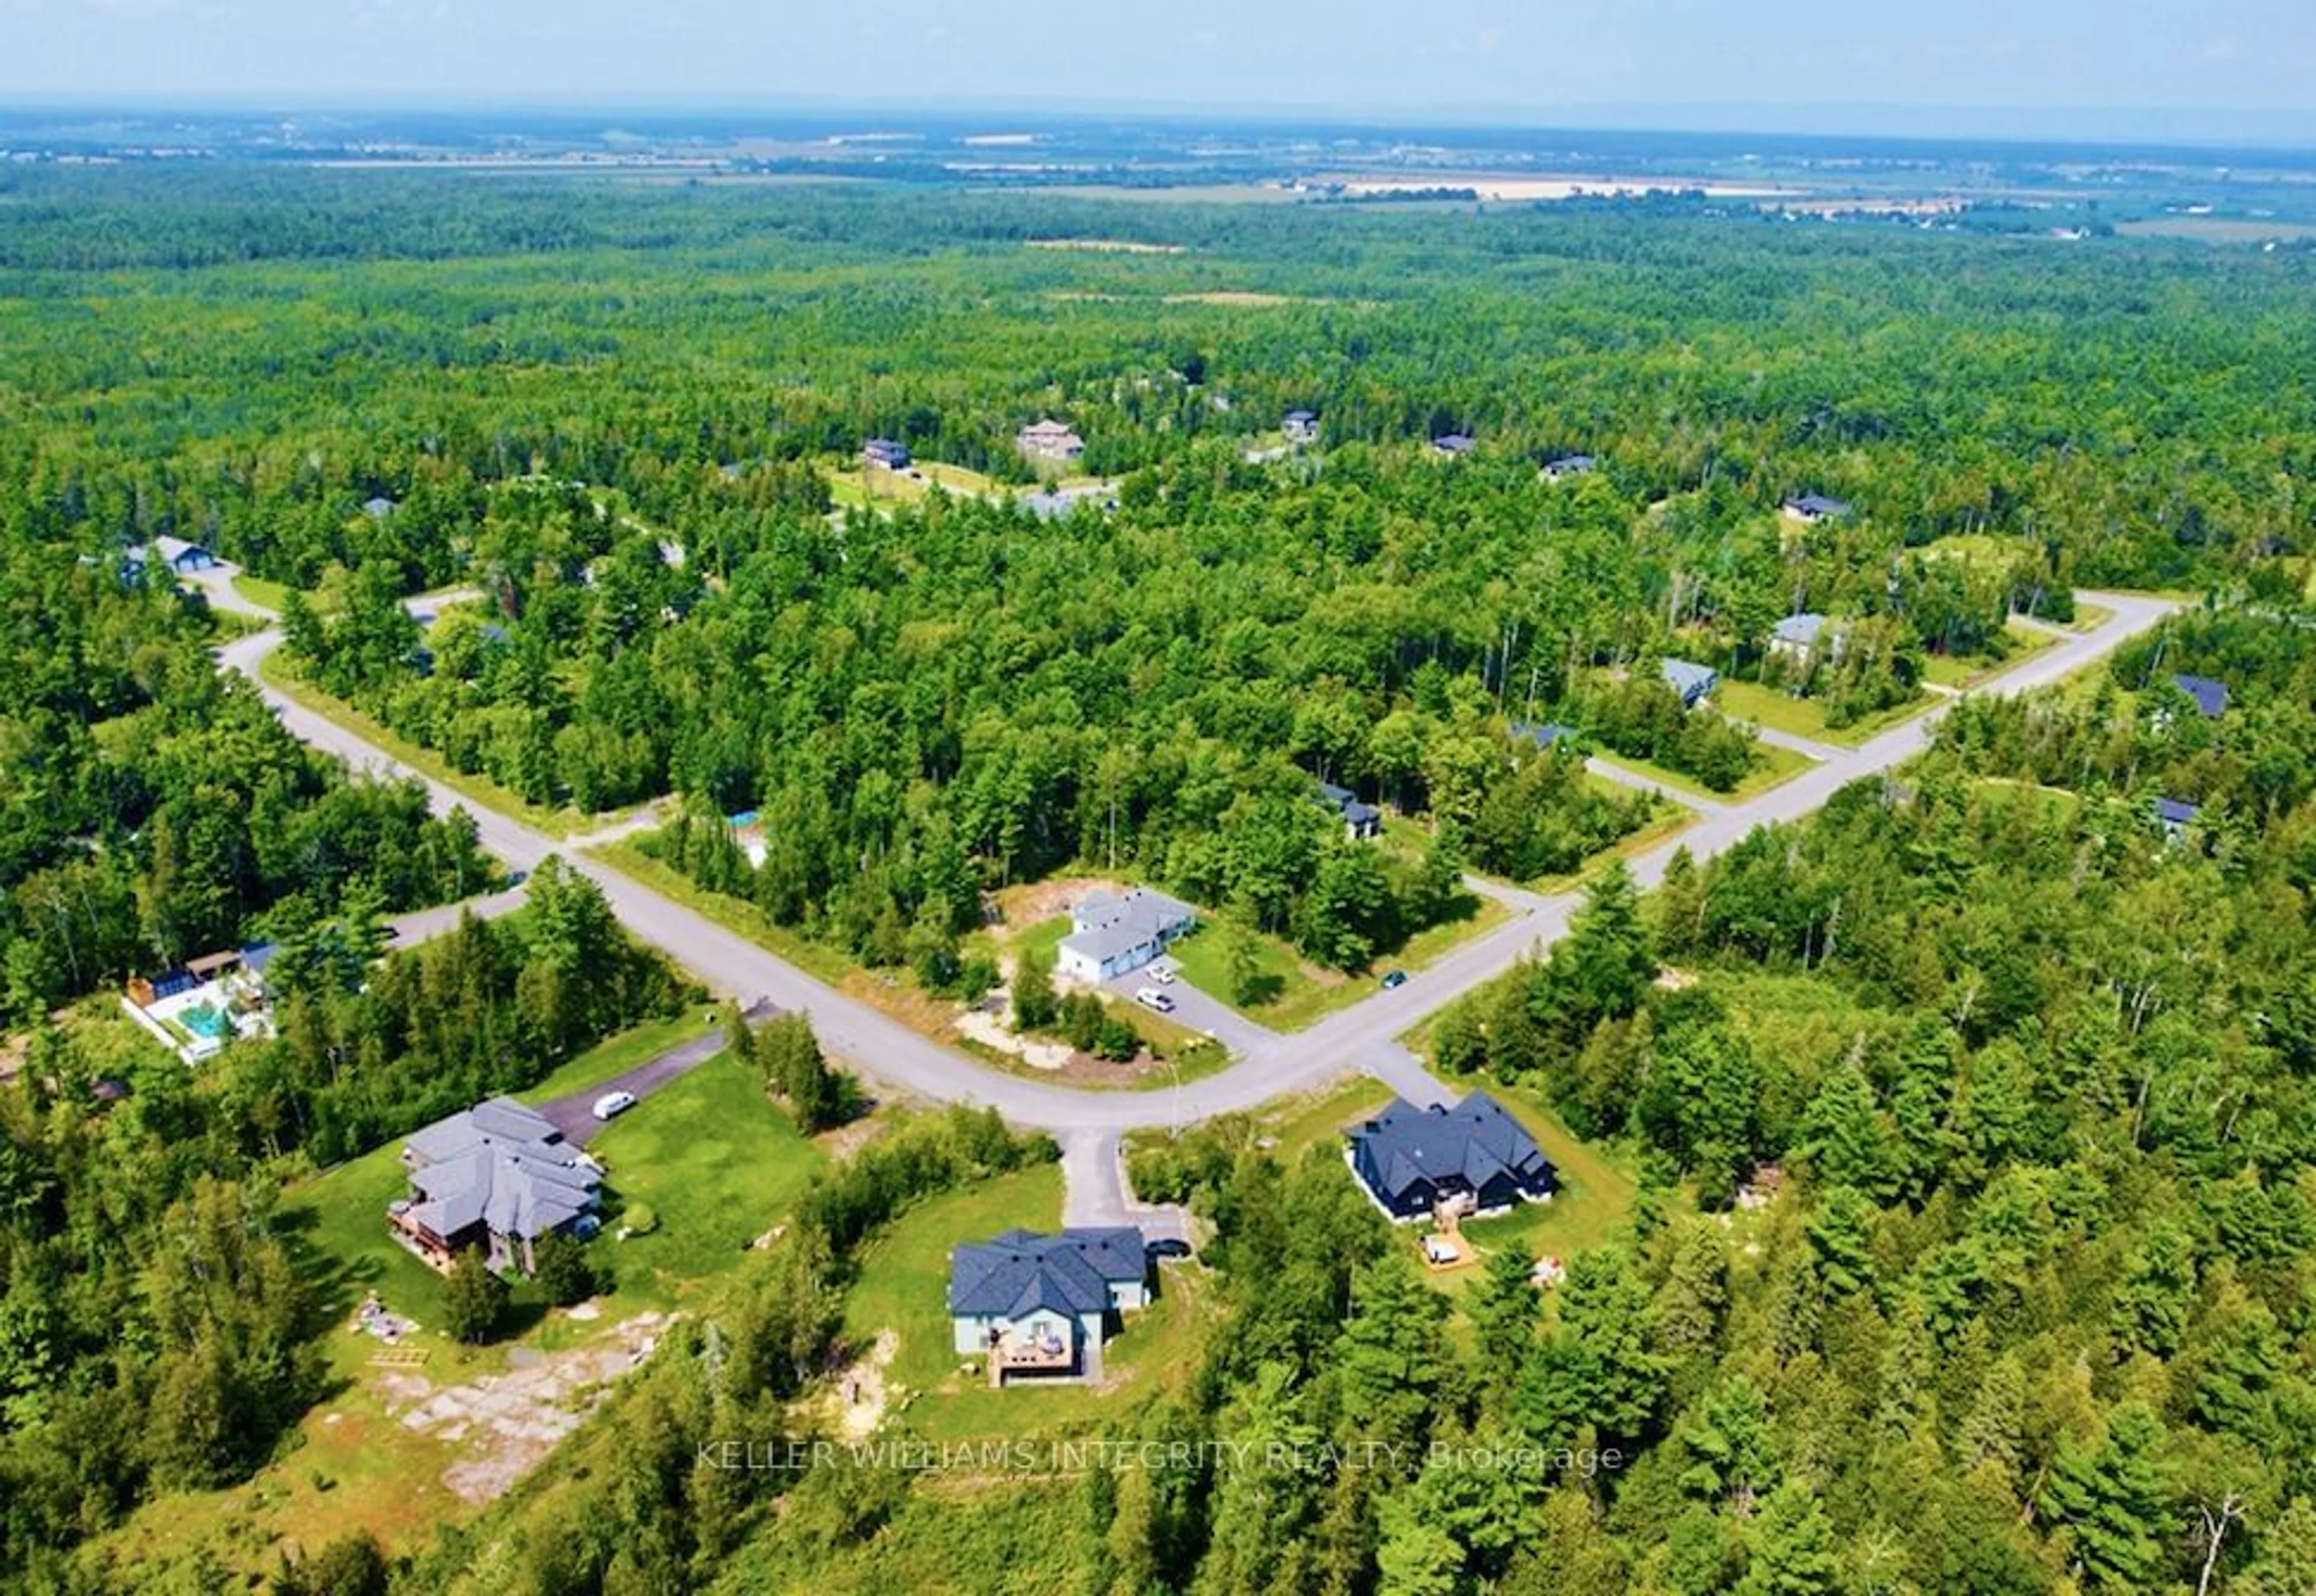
(1134, 988), (1177, 1014)
(592, 1090), (638, 1121)
(1380, 970), (1409, 989)
(1148, 964), (1177, 985)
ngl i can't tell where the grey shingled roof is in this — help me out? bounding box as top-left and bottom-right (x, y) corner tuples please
(1772, 613), (1829, 647)
(1783, 493), (1852, 517)
(1662, 658), (1718, 701)
(402, 1097), (600, 1243)
(2154, 797), (2201, 825)
(1062, 888), (1194, 966)
(948, 1228), (1146, 1319)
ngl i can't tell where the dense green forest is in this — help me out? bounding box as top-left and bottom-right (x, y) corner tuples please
(4, 163), (2316, 1594)
(0, 537), (498, 1018)
(0, 857), (690, 1585)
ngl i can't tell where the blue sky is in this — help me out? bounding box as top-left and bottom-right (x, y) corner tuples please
(5, 1), (2314, 139)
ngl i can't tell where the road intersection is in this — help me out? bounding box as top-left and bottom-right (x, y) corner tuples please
(210, 577), (2178, 1140)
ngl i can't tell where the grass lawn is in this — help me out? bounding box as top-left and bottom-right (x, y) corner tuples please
(586, 1050), (827, 1308)
(1167, 895), (1508, 1033)
(523, 1010), (720, 1101)
(820, 457), (1007, 510)
(592, 836), (865, 988)
(1920, 619), (2063, 690)
(259, 650), (615, 840)
(602, 841), (1223, 1091)
(1416, 1074), (1642, 1299)
(1715, 678), (1931, 748)
(844, 1161), (1212, 1441)
(1588, 737), (1815, 805)
(230, 573), (296, 613)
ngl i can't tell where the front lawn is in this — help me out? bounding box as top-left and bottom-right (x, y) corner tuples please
(586, 1049), (827, 1305)
(1168, 895), (1509, 1032)
(843, 1161), (1211, 1440)
(1715, 678), (1931, 748)
(1586, 737), (1815, 804)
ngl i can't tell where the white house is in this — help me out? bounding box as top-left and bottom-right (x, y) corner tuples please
(1055, 888), (1195, 983)
(1767, 612), (1836, 668)
(948, 1228), (1148, 1385)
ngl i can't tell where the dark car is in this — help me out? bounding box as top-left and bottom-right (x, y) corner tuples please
(1380, 970), (1408, 989)
(1147, 1237), (1194, 1260)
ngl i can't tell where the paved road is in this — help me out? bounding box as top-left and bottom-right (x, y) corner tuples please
(384, 884), (530, 949)
(1058, 1129), (1192, 1247)
(1097, 967), (1276, 1056)
(212, 570), (2178, 1136)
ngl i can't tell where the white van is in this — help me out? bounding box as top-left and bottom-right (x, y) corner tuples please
(1134, 988), (1176, 1014)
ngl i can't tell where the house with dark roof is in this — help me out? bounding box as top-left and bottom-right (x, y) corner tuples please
(1661, 658), (1720, 708)
(948, 1227), (1148, 1384)
(1511, 721), (1582, 752)
(2154, 796), (2201, 844)
(1541, 454), (1596, 482)
(861, 438), (912, 470)
(1283, 409), (1321, 444)
(1429, 432), (1476, 458)
(1055, 888), (1196, 983)
(1315, 780), (1383, 841)
(119, 535), (219, 585)
(1780, 493), (1852, 523)
(2172, 673), (2230, 719)
(1347, 1093), (1557, 1221)
(389, 1097), (602, 1275)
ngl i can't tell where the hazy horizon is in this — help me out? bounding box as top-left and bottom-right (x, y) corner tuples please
(7, 1), (2315, 148)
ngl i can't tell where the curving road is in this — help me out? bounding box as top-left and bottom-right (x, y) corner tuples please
(210, 578), (2178, 1136)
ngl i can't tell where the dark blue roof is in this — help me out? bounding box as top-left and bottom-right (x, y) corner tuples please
(1344, 800), (1382, 827)
(1348, 1093), (1555, 1208)
(240, 941), (279, 976)
(2154, 797), (2200, 825)
(1784, 493), (1852, 517)
(2172, 673), (2229, 718)
(948, 1228), (1145, 1319)
(1511, 721), (1580, 749)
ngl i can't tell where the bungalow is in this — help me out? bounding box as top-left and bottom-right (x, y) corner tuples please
(1661, 658), (1720, 708)
(1767, 612), (1835, 667)
(861, 438), (913, 470)
(2154, 796), (2201, 844)
(1541, 454), (1596, 482)
(1017, 418), (1086, 462)
(1283, 409), (1321, 444)
(1315, 780), (1384, 841)
(949, 1227), (1149, 1386)
(1429, 432), (1476, 458)
(2172, 673), (2230, 719)
(1780, 493), (1852, 523)
(389, 1096), (602, 1276)
(1346, 1093), (1558, 1222)
(120, 535), (219, 584)
(1055, 888), (1195, 984)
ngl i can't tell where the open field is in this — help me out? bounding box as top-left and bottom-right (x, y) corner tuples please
(2117, 218), (2316, 244)
(1166, 893), (1508, 1032)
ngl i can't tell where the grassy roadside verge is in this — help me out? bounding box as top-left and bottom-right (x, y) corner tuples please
(592, 839), (1230, 1091)
(257, 649), (614, 840)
